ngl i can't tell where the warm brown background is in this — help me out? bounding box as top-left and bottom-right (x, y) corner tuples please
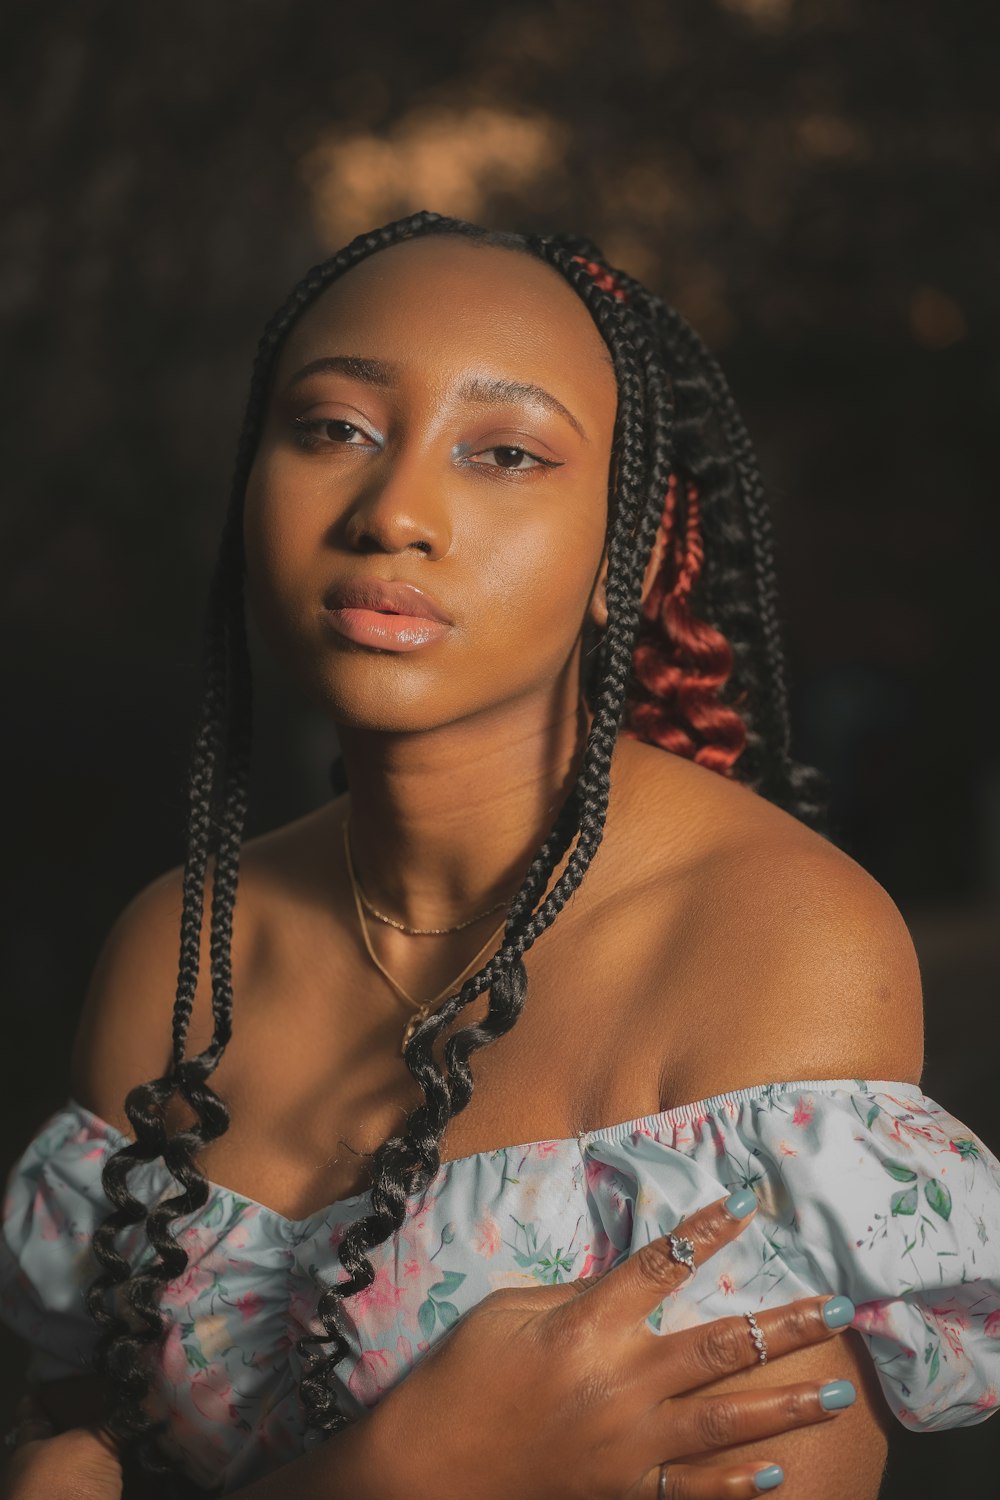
(2, 1), (998, 1493)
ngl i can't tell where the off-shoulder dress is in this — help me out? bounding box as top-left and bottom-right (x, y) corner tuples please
(2, 1079), (999, 1494)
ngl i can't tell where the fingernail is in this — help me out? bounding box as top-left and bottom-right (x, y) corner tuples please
(723, 1187), (757, 1219)
(822, 1295), (855, 1329)
(753, 1466), (785, 1492)
(819, 1379), (856, 1410)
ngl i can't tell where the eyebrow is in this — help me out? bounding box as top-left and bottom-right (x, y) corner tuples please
(285, 354), (589, 441)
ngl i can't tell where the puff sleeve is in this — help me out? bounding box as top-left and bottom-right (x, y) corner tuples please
(0, 1104), (118, 1382)
(578, 1080), (1000, 1431)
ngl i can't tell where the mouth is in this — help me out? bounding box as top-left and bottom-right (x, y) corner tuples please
(321, 577), (453, 653)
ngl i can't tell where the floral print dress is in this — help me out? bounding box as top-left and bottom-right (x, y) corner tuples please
(2, 1079), (999, 1494)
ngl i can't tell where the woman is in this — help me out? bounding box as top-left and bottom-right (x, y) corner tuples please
(2, 211), (998, 1499)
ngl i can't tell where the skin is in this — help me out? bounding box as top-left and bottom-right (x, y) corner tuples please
(12, 236), (926, 1499)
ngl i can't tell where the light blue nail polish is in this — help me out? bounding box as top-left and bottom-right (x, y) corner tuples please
(822, 1295), (855, 1329)
(723, 1187), (757, 1219)
(753, 1466), (784, 1492)
(819, 1379), (856, 1410)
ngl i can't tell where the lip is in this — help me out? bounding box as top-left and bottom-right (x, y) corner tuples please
(323, 577), (452, 623)
(321, 577), (453, 654)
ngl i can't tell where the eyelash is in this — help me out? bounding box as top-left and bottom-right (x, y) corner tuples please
(291, 417), (561, 475)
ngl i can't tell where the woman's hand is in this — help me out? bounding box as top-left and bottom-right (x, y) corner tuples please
(365, 1192), (857, 1500)
(2, 1396), (123, 1500)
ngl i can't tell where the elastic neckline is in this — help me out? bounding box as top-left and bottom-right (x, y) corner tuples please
(62, 1078), (926, 1231)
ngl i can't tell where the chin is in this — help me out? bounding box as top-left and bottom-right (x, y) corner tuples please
(306, 657), (467, 735)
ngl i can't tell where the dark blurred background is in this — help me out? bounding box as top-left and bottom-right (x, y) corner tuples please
(2, 0), (998, 1492)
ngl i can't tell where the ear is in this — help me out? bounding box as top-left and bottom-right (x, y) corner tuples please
(587, 517), (670, 633)
(640, 511), (670, 615)
(587, 548), (610, 632)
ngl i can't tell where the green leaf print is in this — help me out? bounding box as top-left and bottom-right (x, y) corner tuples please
(890, 1187), (918, 1216)
(926, 1344), (940, 1384)
(951, 1138), (981, 1163)
(924, 1180), (952, 1221)
(882, 1160), (918, 1183)
(417, 1298), (436, 1340)
(430, 1271), (466, 1299)
(184, 1342), (210, 1371)
(437, 1301), (460, 1329)
(852, 1096), (881, 1130)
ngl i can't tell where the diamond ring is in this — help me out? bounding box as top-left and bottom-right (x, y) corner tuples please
(745, 1309), (768, 1364)
(667, 1231), (696, 1276)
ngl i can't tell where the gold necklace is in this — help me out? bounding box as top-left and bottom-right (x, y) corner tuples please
(357, 882), (508, 935)
(345, 815), (512, 933)
(342, 819), (509, 1055)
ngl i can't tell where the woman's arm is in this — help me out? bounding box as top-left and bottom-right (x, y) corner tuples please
(653, 837), (927, 1498)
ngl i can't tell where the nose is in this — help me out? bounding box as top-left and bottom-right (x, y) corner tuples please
(341, 453), (451, 559)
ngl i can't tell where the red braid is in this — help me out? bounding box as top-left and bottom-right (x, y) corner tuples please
(623, 474), (748, 774)
(570, 255), (630, 303)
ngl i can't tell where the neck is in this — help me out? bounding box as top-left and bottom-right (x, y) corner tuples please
(336, 682), (592, 932)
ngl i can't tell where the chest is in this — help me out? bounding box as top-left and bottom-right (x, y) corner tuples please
(162, 864), (709, 1219)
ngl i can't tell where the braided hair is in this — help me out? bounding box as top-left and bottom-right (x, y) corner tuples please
(84, 210), (831, 1486)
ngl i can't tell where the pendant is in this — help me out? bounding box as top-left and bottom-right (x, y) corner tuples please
(401, 1004), (431, 1055)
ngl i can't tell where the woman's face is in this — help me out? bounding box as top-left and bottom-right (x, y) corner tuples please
(243, 235), (619, 735)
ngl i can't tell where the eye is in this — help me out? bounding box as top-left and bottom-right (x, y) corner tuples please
(293, 417), (378, 451)
(468, 445), (559, 473)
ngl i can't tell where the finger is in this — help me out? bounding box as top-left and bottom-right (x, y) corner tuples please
(583, 1189), (758, 1330)
(652, 1378), (855, 1461)
(648, 1294), (855, 1396)
(636, 1459), (786, 1498)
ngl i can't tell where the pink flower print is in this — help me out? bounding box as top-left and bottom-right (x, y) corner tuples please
(164, 1262), (216, 1311)
(222, 1212), (259, 1251)
(930, 1306), (967, 1359)
(534, 1141), (558, 1158)
(717, 1273), (735, 1297)
(232, 1290), (263, 1322)
(350, 1260), (408, 1339)
(778, 1140), (798, 1158)
(474, 1211), (502, 1257)
(328, 1220), (350, 1253)
(30, 1182), (68, 1242)
(285, 1288), (325, 1343)
(347, 1334), (415, 1408)
(190, 1373), (239, 1425)
(853, 1298), (902, 1342)
(791, 1097), (814, 1128)
(578, 1233), (618, 1280)
(161, 1323), (190, 1387)
(984, 1310), (1000, 1339)
(974, 1386), (999, 1413)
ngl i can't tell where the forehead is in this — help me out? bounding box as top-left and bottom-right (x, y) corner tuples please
(270, 236), (618, 424)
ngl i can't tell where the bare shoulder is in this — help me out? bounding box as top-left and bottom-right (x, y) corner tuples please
(68, 803), (337, 1135)
(609, 739), (925, 1101)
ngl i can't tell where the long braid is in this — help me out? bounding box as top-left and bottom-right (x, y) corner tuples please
(85, 212), (833, 1468)
(299, 236), (683, 1431)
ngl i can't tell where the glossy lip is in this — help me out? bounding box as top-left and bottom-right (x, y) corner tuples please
(321, 576), (453, 653)
(323, 577), (452, 623)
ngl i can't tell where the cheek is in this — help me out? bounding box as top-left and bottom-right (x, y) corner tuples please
(472, 498), (606, 649)
(241, 456), (321, 653)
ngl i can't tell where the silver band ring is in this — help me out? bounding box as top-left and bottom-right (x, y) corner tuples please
(667, 1231), (696, 1276)
(745, 1309), (768, 1365)
(658, 1462), (670, 1498)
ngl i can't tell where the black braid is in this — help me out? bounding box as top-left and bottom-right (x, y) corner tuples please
(84, 211), (833, 1472)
